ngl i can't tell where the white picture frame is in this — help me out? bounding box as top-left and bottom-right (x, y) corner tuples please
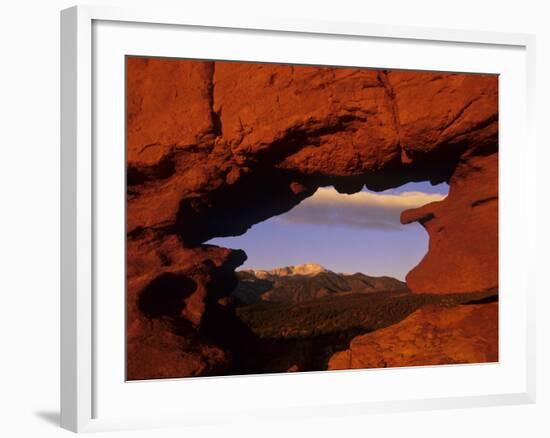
(60, 4), (536, 433)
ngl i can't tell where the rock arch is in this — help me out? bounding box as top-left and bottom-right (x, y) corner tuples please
(126, 57), (498, 379)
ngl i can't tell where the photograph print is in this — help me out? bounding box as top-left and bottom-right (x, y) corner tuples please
(126, 57), (498, 380)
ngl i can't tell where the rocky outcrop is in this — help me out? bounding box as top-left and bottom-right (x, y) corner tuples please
(126, 57), (498, 379)
(328, 302), (498, 370)
(401, 153), (498, 293)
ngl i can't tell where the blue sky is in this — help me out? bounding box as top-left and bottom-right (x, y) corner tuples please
(208, 181), (448, 280)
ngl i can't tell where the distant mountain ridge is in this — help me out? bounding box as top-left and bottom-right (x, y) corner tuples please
(243, 262), (328, 278)
(233, 263), (407, 305)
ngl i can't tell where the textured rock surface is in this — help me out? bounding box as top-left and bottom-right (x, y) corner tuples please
(126, 57), (498, 379)
(401, 153), (498, 293)
(328, 302), (498, 370)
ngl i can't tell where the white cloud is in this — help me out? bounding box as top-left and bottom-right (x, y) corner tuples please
(277, 187), (446, 230)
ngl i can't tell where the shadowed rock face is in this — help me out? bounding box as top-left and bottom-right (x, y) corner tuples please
(126, 57), (498, 379)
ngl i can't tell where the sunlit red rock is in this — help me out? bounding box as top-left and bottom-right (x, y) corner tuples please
(401, 153), (498, 294)
(328, 302), (498, 370)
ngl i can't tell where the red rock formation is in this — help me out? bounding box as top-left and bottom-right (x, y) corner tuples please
(126, 57), (498, 379)
(328, 302), (498, 370)
(401, 153), (498, 293)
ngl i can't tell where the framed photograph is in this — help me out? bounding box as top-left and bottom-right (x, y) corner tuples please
(61, 5), (536, 433)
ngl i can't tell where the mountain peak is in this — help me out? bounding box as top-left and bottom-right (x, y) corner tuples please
(244, 263), (329, 278)
(234, 264), (408, 305)
(281, 263), (328, 276)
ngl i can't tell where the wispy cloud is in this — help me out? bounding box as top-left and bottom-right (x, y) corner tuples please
(277, 187), (446, 230)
